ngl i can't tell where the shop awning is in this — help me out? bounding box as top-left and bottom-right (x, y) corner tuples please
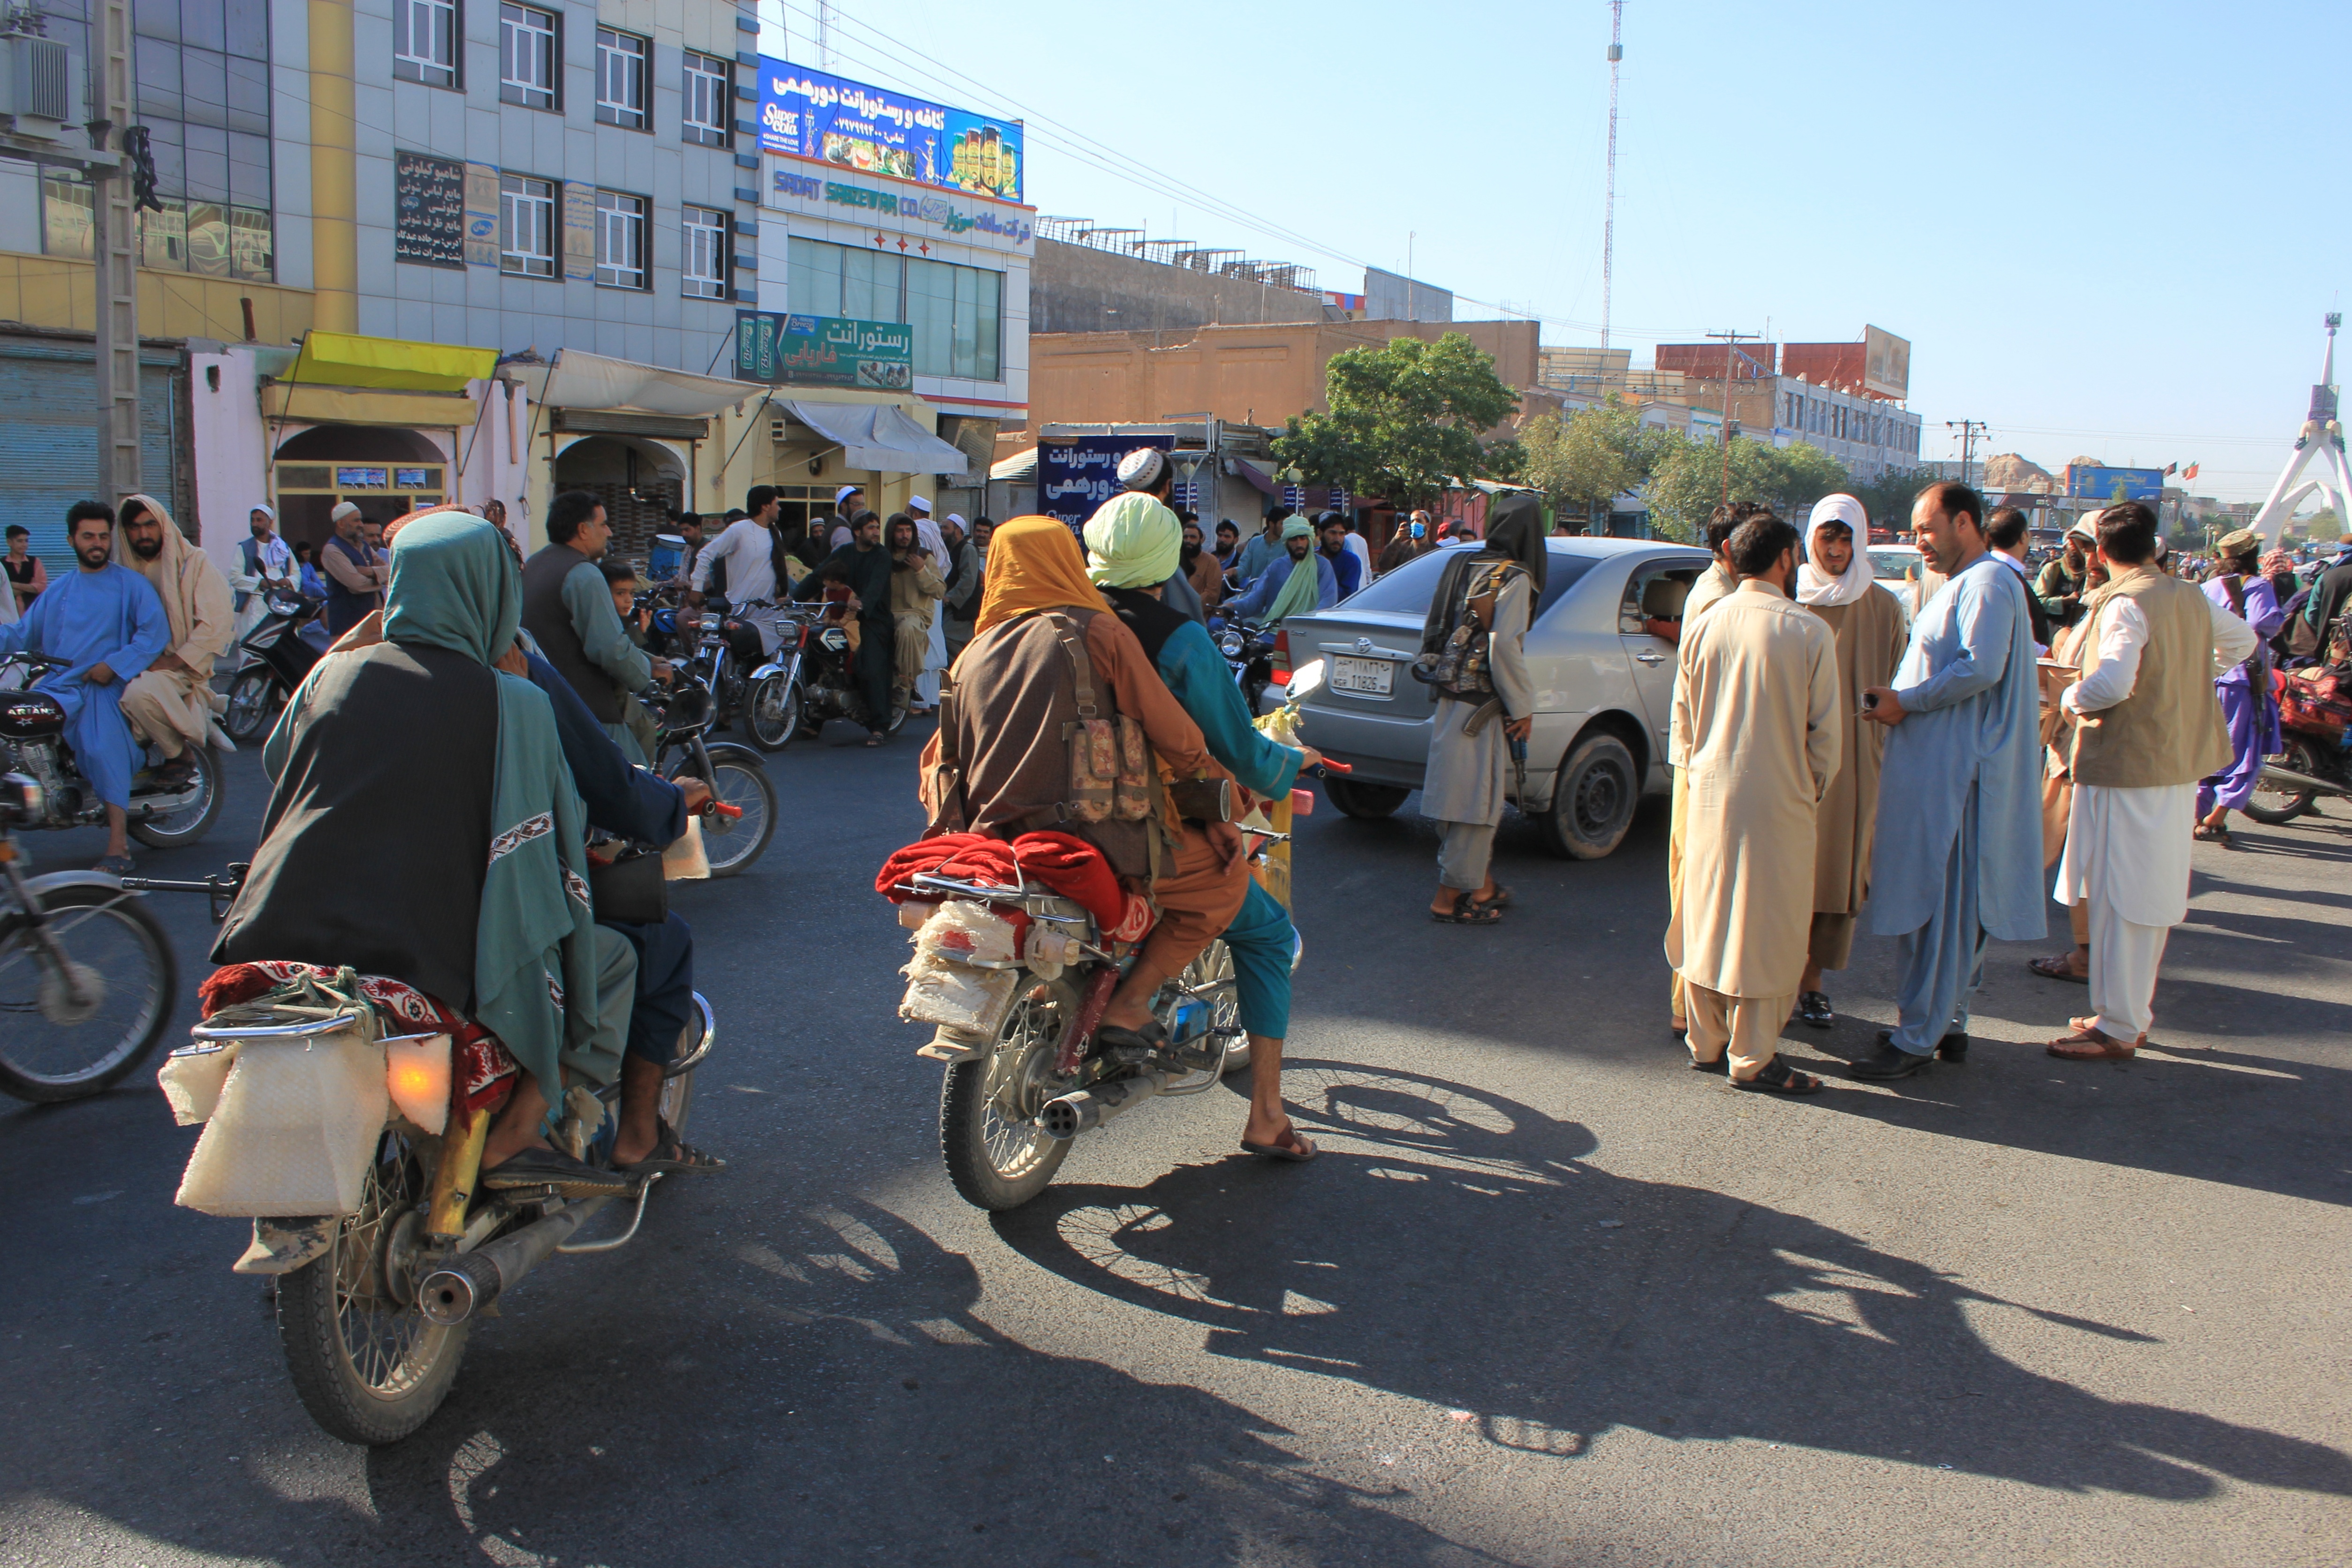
(512, 348), (757, 418)
(784, 401), (969, 478)
(285, 331), (498, 392)
(1227, 456), (1278, 496)
(990, 447), (1037, 482)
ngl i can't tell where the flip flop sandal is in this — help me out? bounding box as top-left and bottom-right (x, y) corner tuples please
(2028, 954), (2089, 983)
(481, 1146), (637, 1197)
(1733, 1058), (1823, 1095)
(2047, 1029), (2137, 1060)
(620, 1118), (727, 1176)
(1240, 1129), (1318, 1162)
(1430, 889), (1503, 925)
(2191, 823), (2229, 843)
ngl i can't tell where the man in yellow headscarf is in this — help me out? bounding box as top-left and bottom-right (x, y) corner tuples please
(114, 492), (234, 785)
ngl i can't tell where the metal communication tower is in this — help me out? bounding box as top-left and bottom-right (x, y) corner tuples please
(1601, 1), (1623, 352)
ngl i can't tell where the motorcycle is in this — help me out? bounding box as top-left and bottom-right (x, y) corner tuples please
(1, 652), (224, 851)
(643, 666), (776, 876)
(2246, 665), (2352, 824)
(893, 662), (1332, 1213)
(1212, 617), (1278, 713)
(752, 604), (912, 746)
(159, 957), (715, 1446)
(222, 587), (328, 744)
(0, 770), (179, 1101)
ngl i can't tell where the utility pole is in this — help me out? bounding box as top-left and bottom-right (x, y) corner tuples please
(815, 0), (833, 68)
(1705, 328), (1757, 504)
(1945, 417), (1987, 491)
(1601, 0), (1623, 353)
(89, 0), (138, 503)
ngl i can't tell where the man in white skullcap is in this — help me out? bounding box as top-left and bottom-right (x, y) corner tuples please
(226, 502), (295, 664)
(826, 484), (865, 552)
(319, 499), (387, 638)
(907, 494), (950, 705)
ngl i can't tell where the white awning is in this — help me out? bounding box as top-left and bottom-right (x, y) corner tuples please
(990, 447), (1037, 482)
(512, 348), (756, 417)
(784, 400), (969, 478)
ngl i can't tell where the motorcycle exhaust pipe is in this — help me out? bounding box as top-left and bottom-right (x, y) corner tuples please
(2260, 762), (2346, 797)
(1041, 1071), (1170, 1141)
(417, 1193), (617, 1325)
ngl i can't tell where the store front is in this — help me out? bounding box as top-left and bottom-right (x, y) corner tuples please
(270, 425), (453, 553)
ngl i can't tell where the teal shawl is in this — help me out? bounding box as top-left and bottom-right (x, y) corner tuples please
(383, 516), (602, 1099)
(1264, 519), (1323, 625)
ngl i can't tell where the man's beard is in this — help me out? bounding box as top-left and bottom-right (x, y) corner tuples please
(131, 535), (163, 560)
(1180, 543), (1201, 567)
(75, 542), (110, 568)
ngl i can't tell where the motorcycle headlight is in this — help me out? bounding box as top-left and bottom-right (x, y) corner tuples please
(1218, 630), (1244, 658)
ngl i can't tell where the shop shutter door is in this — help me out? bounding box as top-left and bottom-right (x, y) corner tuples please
(0, 341), (182, 580)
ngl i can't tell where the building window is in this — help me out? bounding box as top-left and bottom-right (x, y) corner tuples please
(500, 172), (556, 276)
(683, 51), (732, 147)
(41, 170), (91, 258)
(395, 0), (460, 88)
(595, 189), (647, 289)
(500, 4), (558, 111)
(788, 236), (1004, 381)
(595, 28), (648, 130)
(683, 205), (729, 299)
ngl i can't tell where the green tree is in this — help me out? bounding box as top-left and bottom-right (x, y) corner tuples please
(1518, 395), (1661, 530)
(1273, 333), (1521, 508)
(1639, 434), (1850, 542)
(1846, 466), (1939, 534)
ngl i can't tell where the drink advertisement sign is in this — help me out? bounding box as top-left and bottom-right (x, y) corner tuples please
(1036, 436), (1169, 530)
(756, 58), (1024, 204)
(736, 311), (914, 389)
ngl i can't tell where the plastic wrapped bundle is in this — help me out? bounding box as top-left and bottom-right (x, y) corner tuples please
(175, 1028), (390, 1217)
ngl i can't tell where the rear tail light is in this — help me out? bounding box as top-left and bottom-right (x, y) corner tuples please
(1269, 628), (1292, 685)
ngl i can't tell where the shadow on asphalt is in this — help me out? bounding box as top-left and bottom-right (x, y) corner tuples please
(992, 1060), (2352, 1504)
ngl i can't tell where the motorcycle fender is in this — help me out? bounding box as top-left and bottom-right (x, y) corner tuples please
(702, 741), (766, 771)
(24, 869), (143, 898)
(748, 659), (788, 683)
(232, 1216), (337, 1275)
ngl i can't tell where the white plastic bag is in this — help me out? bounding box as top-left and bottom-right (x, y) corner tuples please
(174, 1027), (389, 1217)
(898, 950), (1019, 1037)
(914, 901), (1018, 965)
(158, 1041), (239, 1126)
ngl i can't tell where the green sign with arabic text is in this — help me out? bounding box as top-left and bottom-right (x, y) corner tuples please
(735, 311), (914, 389)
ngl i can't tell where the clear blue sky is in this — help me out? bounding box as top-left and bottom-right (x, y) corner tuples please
(761, 0), (2349, 504)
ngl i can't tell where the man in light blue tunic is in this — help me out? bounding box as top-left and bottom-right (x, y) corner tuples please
(0, 501), (170, 872)
(1853, 482), (2045, 1079)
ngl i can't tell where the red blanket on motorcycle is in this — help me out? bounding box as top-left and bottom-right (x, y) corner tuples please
(875, 830), (1148, 939)
(199, 961), (520, 1112)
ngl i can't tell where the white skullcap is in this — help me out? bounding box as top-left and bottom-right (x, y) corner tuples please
(945, 513), (967, 528)
(1117, 447), (1168, 491)
(909, 494), (931, 512)
(330, 501), (362, 523)
(835, 484), (863, 506)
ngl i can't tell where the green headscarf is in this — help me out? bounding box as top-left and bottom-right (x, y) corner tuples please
(384, 515), (605, 1101)
(1264, 517), (1323, 625)
(1084, 491), (1182, 589)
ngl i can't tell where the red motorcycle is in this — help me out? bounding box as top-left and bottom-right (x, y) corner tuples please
(2246, 666), (2352, 824)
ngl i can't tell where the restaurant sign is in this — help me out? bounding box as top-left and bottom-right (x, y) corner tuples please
(756, 58), (1024, 204)
(736, 311), (914, 390)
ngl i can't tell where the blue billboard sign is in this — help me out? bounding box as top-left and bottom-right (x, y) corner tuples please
(756, 60), (1023, 204)
(2066, 465), (2166, 502)
(1037, 436), (1169, 531)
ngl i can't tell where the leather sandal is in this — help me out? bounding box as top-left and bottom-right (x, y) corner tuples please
(2028, 954), (2089, 983)
(1430, 889), (1502, 925)
(2047, 1027), (2140, 1060)
(1733, 1057), (1822, 1095)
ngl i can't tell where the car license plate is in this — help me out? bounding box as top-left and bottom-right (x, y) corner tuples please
(1330, 655), (1393, 696)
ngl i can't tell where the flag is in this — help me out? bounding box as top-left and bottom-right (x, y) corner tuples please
(2183, 462), (2200, 481)
(2164, 462), (2178, 476)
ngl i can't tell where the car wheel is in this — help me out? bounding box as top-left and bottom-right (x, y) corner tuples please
(1321, 777), (1410, 820)
(1538, 732), (1639, 861)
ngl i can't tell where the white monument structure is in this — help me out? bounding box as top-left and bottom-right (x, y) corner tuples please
(2250, 313), (2352, 546)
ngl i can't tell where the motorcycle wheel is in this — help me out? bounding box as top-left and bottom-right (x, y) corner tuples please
(2243, 738), (2321, 826)
(129, 744), (224, 850)
(669, 751), (775, 877)
(277, 1134), (470, 1446)
(1183, 940), (1251, 1075)
(223, 668), (282, 744)
(940, 984), (1072, 1212)
(0, 882), (176, 1103)
(746, 674), (802, 751)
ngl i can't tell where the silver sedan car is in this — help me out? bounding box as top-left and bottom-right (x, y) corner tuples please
(1257, 537), (1713, 858)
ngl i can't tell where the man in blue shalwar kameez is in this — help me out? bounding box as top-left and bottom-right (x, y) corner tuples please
(1853, 483), (2045, 1079)
(0, 502), (169, 872)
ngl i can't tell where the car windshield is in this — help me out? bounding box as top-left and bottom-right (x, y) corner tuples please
(1334, 542), (1594, 621)
(1868, 548), (1920, 580)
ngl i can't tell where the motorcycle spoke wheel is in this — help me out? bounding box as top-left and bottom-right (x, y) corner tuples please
(1182, 940), (1251, 1075)
(687, 759), (775, 877)
(0, 884), (175, 1102)
(2245, 740), (2318, 825)
(940, 989), (1070, 1211)
(224, 669), (281, 744)
(747, 675), (801, 751)
(277, 1136), (469, 1446)
(129, 747), (223, 849)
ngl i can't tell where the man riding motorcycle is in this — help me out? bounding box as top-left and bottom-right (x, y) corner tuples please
(213, 514), (705, 1194)
(1085, 450), (1323, 1161)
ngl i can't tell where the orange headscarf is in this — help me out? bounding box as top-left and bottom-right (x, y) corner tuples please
(973, 515), (1111, 636)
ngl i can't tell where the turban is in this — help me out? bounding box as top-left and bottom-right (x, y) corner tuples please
(1084, 491), (1182, 590)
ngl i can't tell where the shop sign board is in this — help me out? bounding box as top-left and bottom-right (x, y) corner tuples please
(1037, 435), (1169, 530)
(1863, 325), (1912, 400)
(393, 151), (465, 269)
(766, 166), (1034, 253)
(735, 311), (914, 390)
(2065, 465), (2165, 502)
(756, 58), (1024, 204)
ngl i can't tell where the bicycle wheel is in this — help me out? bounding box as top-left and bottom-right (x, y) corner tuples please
(0, 882), (177, 1103)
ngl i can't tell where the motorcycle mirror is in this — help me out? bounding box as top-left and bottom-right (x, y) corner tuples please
(1288, 659), (1328, 701)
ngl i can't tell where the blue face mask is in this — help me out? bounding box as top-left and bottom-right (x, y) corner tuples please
(1410, 523), (1426, 538)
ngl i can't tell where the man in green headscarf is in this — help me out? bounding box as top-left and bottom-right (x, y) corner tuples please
(1224, 516), (1337, 625)
(216, 514), (637, 1197)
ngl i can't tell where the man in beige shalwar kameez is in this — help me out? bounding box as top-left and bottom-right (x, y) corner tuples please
(1667, 515), (1841, 1093)
(1790, 495), (1910, 1027)
(113, 493), (233, 784)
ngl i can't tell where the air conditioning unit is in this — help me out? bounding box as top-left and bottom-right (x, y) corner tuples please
(0, 35), (79, 141)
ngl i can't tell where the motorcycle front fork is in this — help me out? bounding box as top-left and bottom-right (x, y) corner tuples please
(0, 849), (96, 1008)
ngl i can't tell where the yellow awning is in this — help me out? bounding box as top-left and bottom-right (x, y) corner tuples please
(285, 331), (498, 392)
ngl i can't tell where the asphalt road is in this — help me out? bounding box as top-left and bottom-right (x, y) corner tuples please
(3, 727), (2347, 1567)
